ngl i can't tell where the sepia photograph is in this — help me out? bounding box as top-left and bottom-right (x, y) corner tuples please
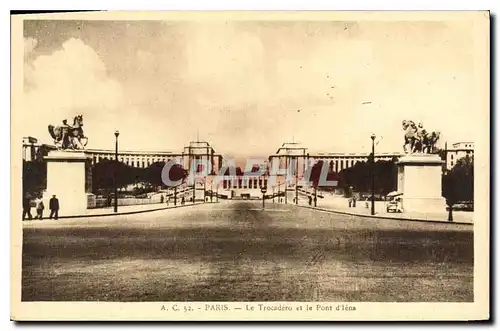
(10, 10), (490, 321)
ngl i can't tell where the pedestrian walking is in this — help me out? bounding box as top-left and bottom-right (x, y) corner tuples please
(49, 195), (59, 220)
(181, 197), (185, 205)
(352, 195), (357, 208)
(22, 195), (33, 220)
(36, 196), (45, 220)
(308, 196), (312, 206)
(160, 195), (164, 203)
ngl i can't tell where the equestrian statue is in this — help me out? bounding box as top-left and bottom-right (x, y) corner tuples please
(402, 120), (440, 154)
(48, 115), (88, 150)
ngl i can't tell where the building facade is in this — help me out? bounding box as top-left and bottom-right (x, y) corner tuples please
(268, 141), (402, 176)
(22, 138), (223, 171)
(23, 137), (472, 174)
(445, 142), (474, 170)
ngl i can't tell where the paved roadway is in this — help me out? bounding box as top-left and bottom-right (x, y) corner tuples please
(22, 201), (473, 302)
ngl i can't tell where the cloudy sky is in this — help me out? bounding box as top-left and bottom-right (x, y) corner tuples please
(22, 18), (478, 158)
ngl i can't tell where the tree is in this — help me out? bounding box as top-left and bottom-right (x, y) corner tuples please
(92, 159), (116, 194)
(309, 160), (340, 191)
(144, 162), (167, 187)
(162, 163), (188, 187)
(22, 160), (46, 198)
(338, 159), (397, 197)
(443, 155), (474, 204)
(92, 159), (141, 194)
(92, 161), (189, 192)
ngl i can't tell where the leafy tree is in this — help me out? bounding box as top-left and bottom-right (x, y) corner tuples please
(162, 163), (188, 187)
(92, 159), (142, 194)
(22, 160), (46, 198)
(144, 161), (166, 187)
(92, 159), (190, 193)
(443, 155), (474, 204)
(338, 158), (397, 196)
(309, 160), (340, 191)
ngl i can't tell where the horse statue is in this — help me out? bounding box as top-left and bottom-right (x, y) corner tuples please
(422, 131), (440, 154)
(402, 120), (440, 154)
(411, 122), (427, 153)
(48, 115), (88, 150)
(402, 120), (419, 154)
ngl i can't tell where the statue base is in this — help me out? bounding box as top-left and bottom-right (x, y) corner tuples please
(396, 154), (447, 214)
(42, 151), (92, 216)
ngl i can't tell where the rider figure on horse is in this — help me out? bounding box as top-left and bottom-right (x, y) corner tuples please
(416, 122), (427, 153)
(61, 119), (74, 149)
(48, 115), (88, 150)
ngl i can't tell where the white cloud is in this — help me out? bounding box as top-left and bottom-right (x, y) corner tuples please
(20, 20), (478, 155)
(22, 38), (124, 147)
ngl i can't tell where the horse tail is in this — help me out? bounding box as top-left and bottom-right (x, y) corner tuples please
(48, 125), (57, 140)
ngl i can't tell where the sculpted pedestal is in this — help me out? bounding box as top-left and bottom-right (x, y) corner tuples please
(43, 151), (92, 216)
(396, 154), (447, 213)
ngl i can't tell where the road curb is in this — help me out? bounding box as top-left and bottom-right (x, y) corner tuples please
(28, 202), (209, 220)
(296, 204), (473, 226)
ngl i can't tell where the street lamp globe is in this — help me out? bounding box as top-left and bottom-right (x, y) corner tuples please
(371, 133), (376, 141)
(115, 130), (120, 138)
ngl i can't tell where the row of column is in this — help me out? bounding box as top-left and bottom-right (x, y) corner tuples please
(91, 153), (183, 168)
(91, 153), (225, 171)
(22, 145), (38, 162)
(185, 154), (223, 174)
(222, 176), (267, 190)
(272, 155), (396, 174)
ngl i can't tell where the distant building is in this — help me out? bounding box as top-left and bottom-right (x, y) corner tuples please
(22, 136), (38, 161)
(182, 141), (223, 174)
(211, 174), (270, 200)
(22, 137), (57, 162)
(87, 148), (182, 168)
(446, 142), (474, 170)
(22, 138), (223, 171)
(268, 141), (401, 175)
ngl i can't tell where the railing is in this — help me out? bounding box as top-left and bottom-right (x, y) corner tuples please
(92, 197), (164, 208)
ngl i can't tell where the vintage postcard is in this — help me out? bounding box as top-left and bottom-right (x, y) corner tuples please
(10, 11), (490, 321)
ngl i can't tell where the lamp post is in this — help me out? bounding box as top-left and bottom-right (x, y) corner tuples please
(295, 157), (299, 205)
(314, 185), (317, 207)
(260, 176), (267, 210)
(370, 133), (376, 216)
(277, 180), (280, 203)
(174, 185), (177, 206)
(114, 130), (119, 213)
(285, 156), (288, 204)
(210, 181), (213, 203)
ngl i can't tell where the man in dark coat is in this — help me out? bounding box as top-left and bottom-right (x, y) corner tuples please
(22, 195), (33, 220)
(49, 195), (59, 220)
